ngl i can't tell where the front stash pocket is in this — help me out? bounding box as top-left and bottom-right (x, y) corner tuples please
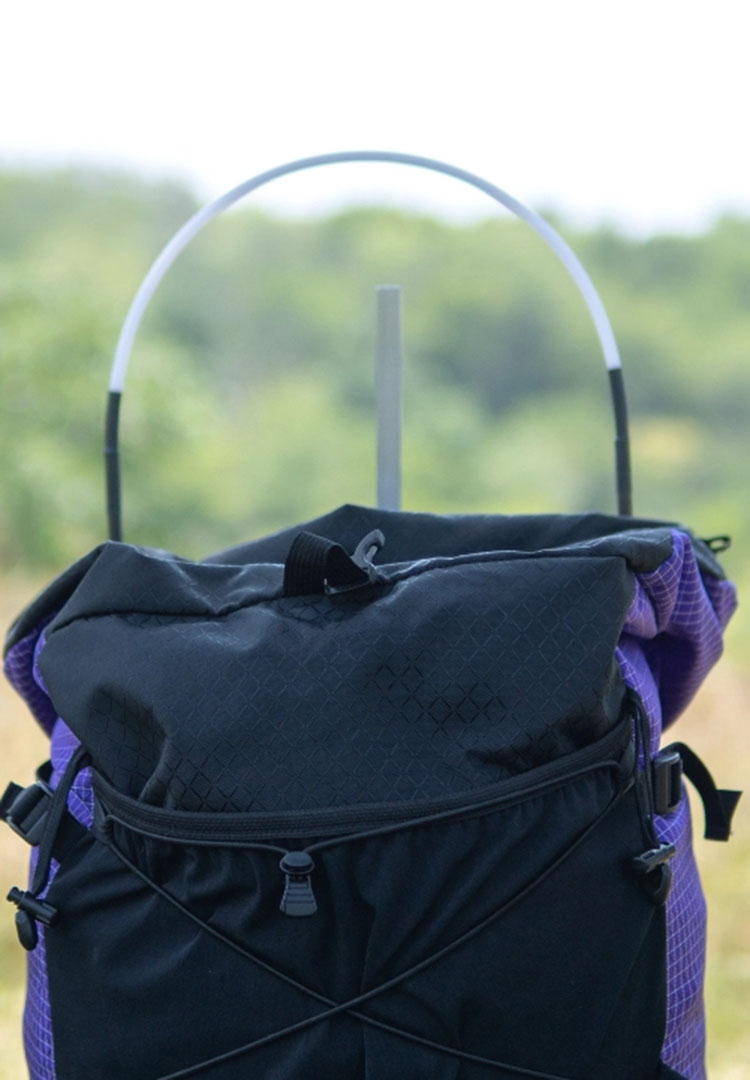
(44, 725), (668, 1080)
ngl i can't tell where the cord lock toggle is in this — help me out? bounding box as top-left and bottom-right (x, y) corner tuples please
(279, 851), (318, 917)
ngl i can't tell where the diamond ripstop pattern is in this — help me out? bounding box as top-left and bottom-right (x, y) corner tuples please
(37, 550), (632, 813)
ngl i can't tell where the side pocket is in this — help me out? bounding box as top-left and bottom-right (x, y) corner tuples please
(654, 790), (707, 1080)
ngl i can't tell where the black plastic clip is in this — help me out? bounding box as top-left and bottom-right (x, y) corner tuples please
(279, 852), (318, 917)
(653, 748), (683, 815)
(1, 772), (54, 846)
(630, 843), (676, 906)
(6, 887), (58, 951)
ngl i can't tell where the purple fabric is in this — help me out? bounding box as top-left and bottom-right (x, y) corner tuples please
(22, 915), (55, 1080)
(24, 727), (94, 1080)
(5, 630), (59, 1080)
(49, 719), (94, 831)
(616, 530), (737, 1080)
(3, 626), (58, 736)
(5, 628), (93, 1080)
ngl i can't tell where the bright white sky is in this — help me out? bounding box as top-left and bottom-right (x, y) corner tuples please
(1, 0), (748, 235)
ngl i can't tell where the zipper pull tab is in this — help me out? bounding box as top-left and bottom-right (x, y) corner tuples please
(279, 852), (317, 917)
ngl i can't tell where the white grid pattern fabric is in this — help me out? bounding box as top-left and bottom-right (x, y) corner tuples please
(616, 530), (737, 1080)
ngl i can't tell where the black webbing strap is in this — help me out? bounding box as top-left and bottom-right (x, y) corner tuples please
(667, 742), (742, 841)
(283, 531), (374, 596)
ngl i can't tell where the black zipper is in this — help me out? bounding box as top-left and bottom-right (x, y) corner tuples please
(94, 715), (633, 845)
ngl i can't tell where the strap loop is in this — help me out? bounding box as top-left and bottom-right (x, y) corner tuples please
(667, 742), (742, 841)
(283, 529), (384, 596)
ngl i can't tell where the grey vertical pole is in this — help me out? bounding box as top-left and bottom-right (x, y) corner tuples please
(375, 285), (403, 510)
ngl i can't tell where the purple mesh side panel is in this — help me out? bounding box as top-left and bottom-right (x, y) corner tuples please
(23, 912), (55, 1080)
(657, 794), (708, 1074)
(20, 718), (94, 1080)
(5, 631), (59, 1080)
(6, 627), (95, 1080)
(49, 719), (94, 830)
(616, 530), (737, 1080)
(4, 627), (58, 736)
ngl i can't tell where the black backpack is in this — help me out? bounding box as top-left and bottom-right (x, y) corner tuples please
(3, 153), (741, 1080)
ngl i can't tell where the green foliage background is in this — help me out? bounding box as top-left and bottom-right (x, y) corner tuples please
(2, 168), (749, 600)
(0, 170), (748, 1077)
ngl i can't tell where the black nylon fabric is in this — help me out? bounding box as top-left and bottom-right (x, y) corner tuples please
(45, 738), (668, 1080)
(207, 506), (678, 571)
(36, 526), (635, 811)
(6, 504), (725, 655)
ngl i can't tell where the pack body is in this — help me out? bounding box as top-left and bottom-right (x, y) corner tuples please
(3, 506), (737, 1080)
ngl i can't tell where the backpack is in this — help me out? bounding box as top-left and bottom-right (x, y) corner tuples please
(2, 152), (742, 1080)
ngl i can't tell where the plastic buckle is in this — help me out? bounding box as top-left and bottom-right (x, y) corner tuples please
(630, 843), (677, 906)
(3, 777), (54, 846)
(653, 747), (683, 815)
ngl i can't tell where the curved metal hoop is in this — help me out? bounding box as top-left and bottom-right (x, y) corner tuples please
(105, 150), (632, 540)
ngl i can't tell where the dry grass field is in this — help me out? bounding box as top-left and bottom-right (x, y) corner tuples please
(0, 575), (747, 1079)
